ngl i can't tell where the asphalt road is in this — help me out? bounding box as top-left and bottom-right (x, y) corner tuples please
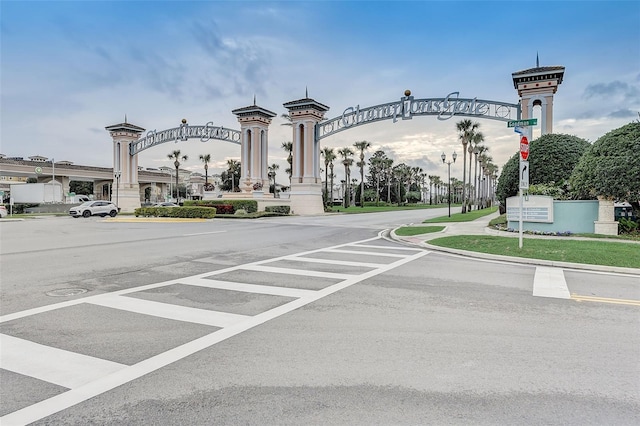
(1, 210), (638, 425)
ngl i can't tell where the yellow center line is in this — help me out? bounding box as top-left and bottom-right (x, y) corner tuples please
(571, 294), (640, 306)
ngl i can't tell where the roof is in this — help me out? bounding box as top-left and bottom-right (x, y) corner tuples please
(283, 97), (330, 112)
(512, 65), (565, 76)
(231, 105), (277, 118)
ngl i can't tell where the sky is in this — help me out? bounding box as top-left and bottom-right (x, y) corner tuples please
(1, 0), (639, 184)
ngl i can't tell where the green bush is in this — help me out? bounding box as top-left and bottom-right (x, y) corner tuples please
(264, 205), (291, 214)
(618, 217), (639, 235)
(134, 206), (216, 219)
(183, 199), (258, 213)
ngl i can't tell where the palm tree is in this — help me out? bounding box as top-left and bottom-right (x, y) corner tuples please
(281, 141), (293, 184)
(321, 147), (336, 204)
(199, 154), (212, 190)
(167, 150), (188, 201)
(469, 132), (485, 209)
(226, 159), (241, 192)
(456, 119), (481, 213)
(267, 163), (279, 194)
(337, 147), (354, 208)
(473, 144), (487, 209)
(353, 141), (371, 207)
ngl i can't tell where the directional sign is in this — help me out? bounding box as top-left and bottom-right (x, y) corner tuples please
(520, 160), (529, 190)
(520, 136), (529, 161)
(508, 118), (538, 128)
(514, 126), (525, 135)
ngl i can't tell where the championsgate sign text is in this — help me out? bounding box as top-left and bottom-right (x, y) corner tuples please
(317, 92), (519, 140)
(130, 122), (241, 155)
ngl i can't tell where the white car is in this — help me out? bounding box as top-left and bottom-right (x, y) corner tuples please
(0, 205), (7, 218)
(69, 201), (119, 218)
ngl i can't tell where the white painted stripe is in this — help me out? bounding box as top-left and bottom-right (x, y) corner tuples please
(179, 277), (317, 298)
(0, 334), (126, 389)
(87, 294), (249, 327)
(533, 266), (570, 299)
(351, 243), (422, 251)
(324, 248), (408, 258)
(241, 264), (355, 280)
(284, 256), (383, 268)
(0, 248), (430, 426)
(183, 231), (226, 236)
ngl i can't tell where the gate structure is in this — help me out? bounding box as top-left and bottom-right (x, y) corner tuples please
(107, 62), (564, 214)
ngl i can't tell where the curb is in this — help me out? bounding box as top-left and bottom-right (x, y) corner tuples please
(389, 228), (640, 276)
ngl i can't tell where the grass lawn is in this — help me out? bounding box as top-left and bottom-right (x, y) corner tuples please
(423, 206), (498, 223)
(428, 235), (640, 269)
(394, 226), (445, 236)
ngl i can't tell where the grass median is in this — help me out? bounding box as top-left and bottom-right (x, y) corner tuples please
(428, 235), (640, 269)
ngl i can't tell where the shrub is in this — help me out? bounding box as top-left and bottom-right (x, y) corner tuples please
(265, 205), (290, 214)
(134, 206), (216, 219)
(183, 199), (258, 213)
(234, 209), (247, 216)
(618, 217), (639, 235)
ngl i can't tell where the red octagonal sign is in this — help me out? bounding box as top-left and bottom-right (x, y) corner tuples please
(520, 136), (529, 161)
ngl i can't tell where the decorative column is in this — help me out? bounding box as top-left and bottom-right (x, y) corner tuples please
(512, 60), (565, 135)
(594, 197), (618, 235)
(105, 120), (145, 212)
(283, 95), (329, 215)
(232, 102), (276, 193)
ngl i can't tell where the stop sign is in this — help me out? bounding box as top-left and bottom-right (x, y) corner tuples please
(520, 136), (529, 161)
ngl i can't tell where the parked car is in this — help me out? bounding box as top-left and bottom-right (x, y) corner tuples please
(69, 201), (119, 218)
(0, 205), (7, 218)
(153, 202), (180, 207)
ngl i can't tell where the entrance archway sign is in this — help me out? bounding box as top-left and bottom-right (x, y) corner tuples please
(130, 121), (241, 155)
(317, 91), (521, 140)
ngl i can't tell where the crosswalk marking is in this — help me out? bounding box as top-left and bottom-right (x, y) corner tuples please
(0, 236), (428, 425)
(241, 264), (356, 280)
(323, 248), (409, 257)
(533, 266), (570, 299)
(178, 277), (317, 298)
(88, 294), (249, 327)
(0, 334), (127, 389)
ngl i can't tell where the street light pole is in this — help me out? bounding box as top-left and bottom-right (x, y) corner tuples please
(114, 170), (121, 207)
(441, 151), (457, 218)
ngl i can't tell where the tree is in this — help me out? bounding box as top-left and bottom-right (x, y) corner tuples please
(321, 147), (336, 204)
(167, 150), (188, 201)
(456, 119), (481, 213)
(267, 163), (279, 194)
(570, 122), (640, 207)
(282, 141), (293, 184)
(496, 133), (591, 208)
(473, 144), (488, 209)
(221, 159), (241, 191)
(353, 140), (371, 207)
(199, 154), (212, 190)
(367, 150), (390, 205)
(337, 147), (354, 208)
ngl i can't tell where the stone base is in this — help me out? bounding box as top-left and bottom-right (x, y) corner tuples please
(594, 220), (618, 236)
(114, 185), (141, 213)
(289, 182), (324, 215)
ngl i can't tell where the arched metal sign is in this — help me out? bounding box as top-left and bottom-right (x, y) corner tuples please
(130, 121), (241, 155)
(317, 91), (521, 140)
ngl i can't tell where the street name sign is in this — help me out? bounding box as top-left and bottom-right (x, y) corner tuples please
(507, 118), (537, 128)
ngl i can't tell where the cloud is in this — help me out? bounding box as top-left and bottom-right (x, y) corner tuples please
(583, 81), (640, 102)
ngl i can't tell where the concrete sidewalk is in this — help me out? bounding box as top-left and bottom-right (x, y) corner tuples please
(390, 212), (640, 276)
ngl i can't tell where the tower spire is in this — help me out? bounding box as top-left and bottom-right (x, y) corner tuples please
(253, 94), (256, 106)
(305, 86), (308, 98)
(536, 52), (539, 68)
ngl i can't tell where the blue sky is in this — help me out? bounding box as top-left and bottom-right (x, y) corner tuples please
(1, 0), (639, 182)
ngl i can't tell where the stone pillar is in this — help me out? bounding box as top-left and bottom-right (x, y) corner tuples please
(283, 96), (330, 215)
(594, 197), (618, 235)
(105, 120), (145, 212)
(232, 102), (276, 194)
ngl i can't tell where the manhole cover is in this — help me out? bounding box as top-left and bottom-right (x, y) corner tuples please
(46, 288), (88, 297)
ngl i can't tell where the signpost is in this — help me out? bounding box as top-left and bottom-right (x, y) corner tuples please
(509, 119), (537, 249)
(507, 118), (537, 128)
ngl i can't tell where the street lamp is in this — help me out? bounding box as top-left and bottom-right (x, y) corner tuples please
(114, 170), (121, 207)
(441, 151), (457, 217)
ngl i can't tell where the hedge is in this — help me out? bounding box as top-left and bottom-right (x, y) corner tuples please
(134, 206), (216, 218)
(264, 205), (291, 214)
(182, 199), (258, 213)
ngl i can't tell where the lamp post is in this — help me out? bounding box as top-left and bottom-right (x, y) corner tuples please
(441, 151), (457, 217)
(114, 170), (121, 207)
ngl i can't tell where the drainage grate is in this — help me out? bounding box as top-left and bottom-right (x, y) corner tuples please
(45, 288), (88, 297)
